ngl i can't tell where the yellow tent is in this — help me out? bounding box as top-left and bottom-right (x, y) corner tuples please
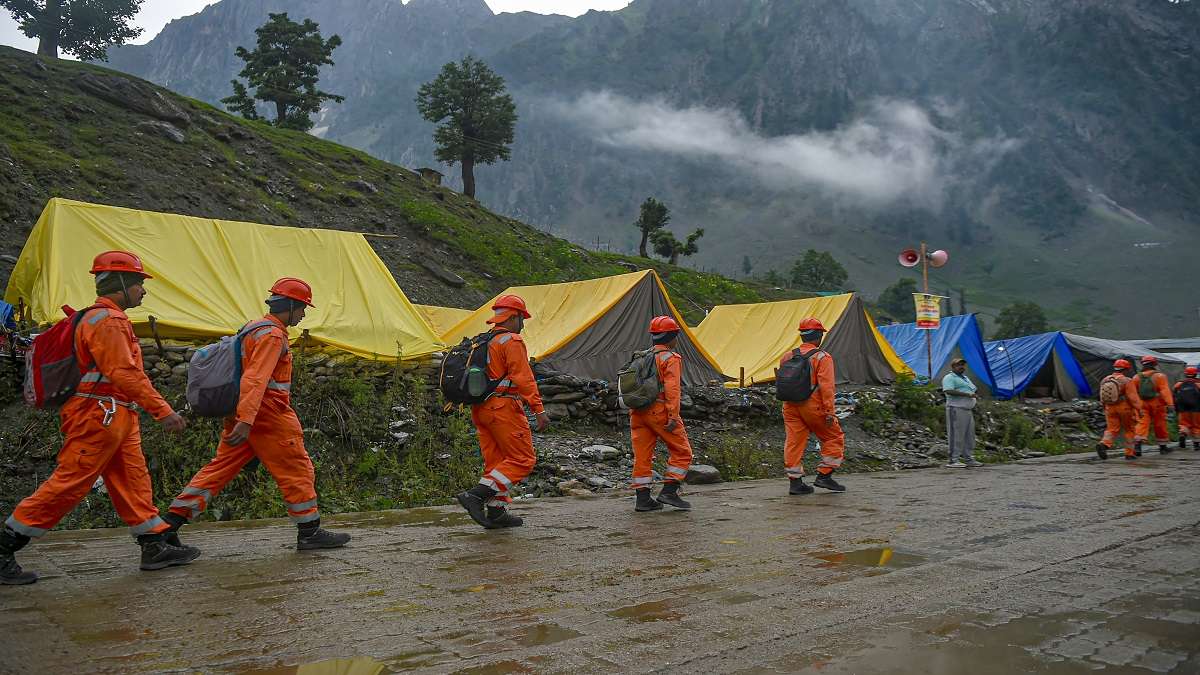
(693, 293), (910, 385)
(6, 199), (442, 360)
(415, 304), (475, 339)
(442, 270), (725, 385)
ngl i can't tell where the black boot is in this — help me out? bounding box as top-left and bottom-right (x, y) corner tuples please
(1160, 444), (1172, 454)
(296, 520), (351, 550)
(138, 533), (201, 571)
(1094, 443), (1108, 460)
(456, 484), (498, 528)
(0, 527), (37, 585)
(163, 512), (188, 548)
(789, 477), (814, 495)
(635, 488), (663, 512)
(813, 472), (846, 492)
(1180, 434), (1189, 450)
(1134, 441), (1143, 457)
(655, 482), (692, 510)
(485, 505), (524, 528)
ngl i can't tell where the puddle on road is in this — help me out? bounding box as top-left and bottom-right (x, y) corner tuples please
(607, 599), (685, 623)
(332, 509), (474, 529)
(452, 661), (534, 674)
(451, 583), (498, 594)
(510, 622), (583, 647)
(1108, 494), (1162, 504)
(811, 548), (926, 570)
(240, 656), (391, 674)
(71, 625), (143, 645)
(1117, 507), (1162, 518)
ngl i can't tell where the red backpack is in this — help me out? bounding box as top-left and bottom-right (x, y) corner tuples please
(23, 304), (101, 408)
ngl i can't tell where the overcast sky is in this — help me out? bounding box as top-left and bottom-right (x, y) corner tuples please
(0, 0), (631, 55)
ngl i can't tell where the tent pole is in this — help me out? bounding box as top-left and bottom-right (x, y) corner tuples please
(739, 366), (745, 388)
(921, 242), (932, 382)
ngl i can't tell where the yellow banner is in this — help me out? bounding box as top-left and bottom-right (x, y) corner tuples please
(913, 293), (942, 329)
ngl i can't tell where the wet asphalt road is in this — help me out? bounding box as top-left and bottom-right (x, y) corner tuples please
(1, 451), (1198, 674)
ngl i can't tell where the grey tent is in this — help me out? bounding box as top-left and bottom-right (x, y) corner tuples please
(1062, 333), (1186, 391)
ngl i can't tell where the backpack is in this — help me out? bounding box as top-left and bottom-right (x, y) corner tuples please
(617, 348), (663, 410)
(1137, 373), (1159, 400)
(23, 304), (102, 408)
(1176, 381), (1200, 412)
(440, 332), (502, 405)
(186, 320), (287, 417)
(776, 348), (818, 402)
(1098, 374), (1124, 405)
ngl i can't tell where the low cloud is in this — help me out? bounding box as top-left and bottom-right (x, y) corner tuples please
(550, 91), (1015, 207)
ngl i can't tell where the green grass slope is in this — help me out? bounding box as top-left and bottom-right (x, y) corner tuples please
(0, 47), (774, 323)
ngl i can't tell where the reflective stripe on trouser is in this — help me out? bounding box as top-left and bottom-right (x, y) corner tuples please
(1136, 399), (1171, 444)
(1179, 411), (1200, 437)
(266, 380), (291, 391)
(1101, 404), (1139, 454)
(170, 408), (317, 523)
(782, 401), (845, 476)
(471, 397), (536, 505)
(9, 395), (167, 538)
(629, 402), (692, 489)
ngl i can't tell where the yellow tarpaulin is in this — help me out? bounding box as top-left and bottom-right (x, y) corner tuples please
(6, 199), (443, 361)
(415, 304), (476, 339)
(693, 293), (910, 385)
(441, 270), (725, 385)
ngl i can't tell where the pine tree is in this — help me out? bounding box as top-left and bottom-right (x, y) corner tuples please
(633, 197), (670, 258)
(221, 13), (344, 132)
(651, 228), (704, 265)
(416, 56), (517, 199)
(3, 0), (143, 60)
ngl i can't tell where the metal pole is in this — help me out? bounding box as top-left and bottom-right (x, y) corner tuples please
(921, 242), (932, 382)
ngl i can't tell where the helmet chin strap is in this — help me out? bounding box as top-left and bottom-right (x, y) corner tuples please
(119, 274), (131, 308)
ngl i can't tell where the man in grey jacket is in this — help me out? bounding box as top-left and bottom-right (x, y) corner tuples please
(943, 358), (982, 468)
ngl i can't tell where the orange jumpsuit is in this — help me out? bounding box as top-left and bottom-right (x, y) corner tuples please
(1099, 373), (1144, 456)
(630, 345), (693, 489)
(1174, 379), (1199, 437)
(6, 298), (173, 539)
(782, 345), (845, 478)
(1134, 370), (1174, 445)
(472, 328), (543, 507)
(169, 316), (319, 525)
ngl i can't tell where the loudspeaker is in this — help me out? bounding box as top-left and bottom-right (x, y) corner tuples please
(898, 249), (920, 267)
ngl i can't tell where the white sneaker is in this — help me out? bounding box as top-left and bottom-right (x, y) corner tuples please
(945, 461), (967, 468)
(964, 458), (984, 467)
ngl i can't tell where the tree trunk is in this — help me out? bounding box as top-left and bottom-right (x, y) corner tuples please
(669, 251), (679, 265)
(275, 101), (287, 125)
(37, 0), (61, 58)
(461, 156), (476, 198)
(638, 231), (648, 258)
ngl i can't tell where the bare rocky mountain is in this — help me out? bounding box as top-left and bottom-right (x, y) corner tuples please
(103, 0), (1200, 336)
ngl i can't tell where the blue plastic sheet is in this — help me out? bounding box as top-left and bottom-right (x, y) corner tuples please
(878, 314), (996, 392)
(984, 332), (1092, 400)
(0, 301), (14, 330)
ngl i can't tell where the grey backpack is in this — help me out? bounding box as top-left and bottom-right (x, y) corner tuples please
(617, 348), (663, 410)
(186, 320), (287, 417)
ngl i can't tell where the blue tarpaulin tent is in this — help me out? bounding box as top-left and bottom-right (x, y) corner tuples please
(879, 314), (996, 393)
(0, 301), (14, 330)
(985, 332), (1092, 400)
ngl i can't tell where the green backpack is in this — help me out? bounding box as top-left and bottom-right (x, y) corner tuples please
(1138, 373), (1158, 400)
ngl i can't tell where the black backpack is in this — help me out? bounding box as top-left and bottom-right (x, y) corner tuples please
(776, 348), (818, 402)
(1177, 381), (1200, 413)
(440, 332), (502, 404)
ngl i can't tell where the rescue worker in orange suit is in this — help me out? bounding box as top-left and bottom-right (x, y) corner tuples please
(163, 278), (350, 551)
(1095, 359), (1144, 461)
(1, 251), (197, 585)
(1133, 355), (1175, 455)
(630, 316), (694, 511)
(1172, 366), (1199, 451)
(456, 295), (550, 529)
(782, 318), (846, 494)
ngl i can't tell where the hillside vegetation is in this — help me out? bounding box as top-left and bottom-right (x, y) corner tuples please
(0, 47), (772, 322)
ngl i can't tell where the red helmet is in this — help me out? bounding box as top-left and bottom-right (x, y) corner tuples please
(90, 250), (152, 278)
(1140, 355), (1158, 366)
(798, 317), (826, 332)
(1113, 359), (1132, 370)
(269, 277), (315, 307)
(649, 315), (680, 334)
(1186, 366), (1198, 377)
(492, 294), (531, 318)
